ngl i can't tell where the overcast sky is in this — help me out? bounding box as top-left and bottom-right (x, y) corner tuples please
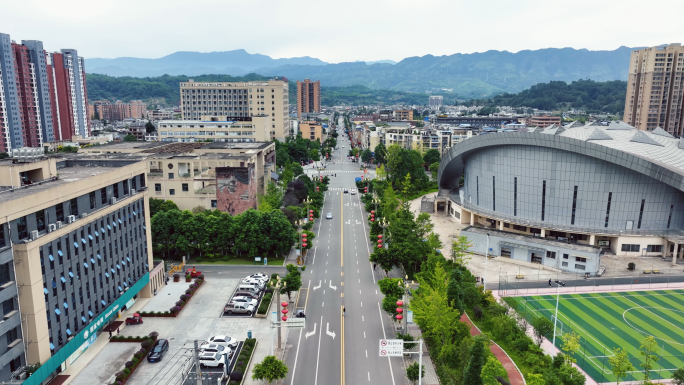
(2, 0), (683, 63)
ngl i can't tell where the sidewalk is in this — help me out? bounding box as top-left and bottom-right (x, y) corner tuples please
(404, 323), (441, 385)
(460, 313), (525, 385)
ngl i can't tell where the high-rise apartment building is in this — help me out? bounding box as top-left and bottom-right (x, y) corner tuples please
(180, 79), (288, 141)
(91, 100), (146, 121)
(296, 79), (321, 117)
(0, 33), (90, 153)
(623, 43), (684, 136)
(429, 95), (443, 108)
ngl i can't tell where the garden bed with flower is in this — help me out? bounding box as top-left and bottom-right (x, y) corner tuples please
(139, 275), (205, 317)
(110, 332), (158, 385)
(226, 338), (257, 385)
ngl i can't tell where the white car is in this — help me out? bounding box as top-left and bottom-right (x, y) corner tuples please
(248, 273), (269, 281)
(205, 335), (238, 349)
(198, 352), (226, 368)
(350, 189), (357, 195)
(240, 278), (265, 288)
(231, 296), (258, 306)
(200, 343), (233, 358)
(326, 213), (333, 219)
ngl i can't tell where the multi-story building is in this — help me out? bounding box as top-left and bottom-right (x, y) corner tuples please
(299, 121), (323, 142)
(527, 115), (561, 128)
(0, 33), (89, 153)
(438, 121), (684, 274)
(623, 43), (684, 136)
(0, 153), (155, 384)
(156, 116), (276, 143)
(80, 141), (276, 214)
(147, 108), (173, 122)
(124, 121), (147, 141)
(431, 116), (517, 128)
(296, 79), (321, 117)
(429, 96), (443, 108)
(179, 79), (288, 141)
(393, 110), (413, 121)
(91, 100), (146, 122)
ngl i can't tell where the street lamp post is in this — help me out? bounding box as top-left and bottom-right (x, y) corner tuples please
(271, 276), (287, 354)
(398, 276), (412, 331)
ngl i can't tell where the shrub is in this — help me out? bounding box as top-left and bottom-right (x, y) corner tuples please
(473, 306), (483, 319)
(170, 306), (181, 313)
(197, 274), (204, 280)
(175, 300), (184, 307)
(189, 283), (198, 289)
(396, 333), (417, 350)
(115, 371), (125, 381)
(185, 289), (193, 295)
(122, 368), (131, 376)
(125, 361), (134, 368)
(185, 274), (191, 279)
(149, 331), (159, 339)
(180, 294), (190, 301)
(628, 262), (636, 271)
(173, 273), (180, 279)
(496, 376), (511, 385)
(141, 340), (152, 349)
(513, 337), (530, 353)
(229, 371), (243, 381)
(264, 288), (273, 294)
(258, 293), (273, 314)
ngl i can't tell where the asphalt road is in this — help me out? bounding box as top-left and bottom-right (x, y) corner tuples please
(284, 121), (403, 385)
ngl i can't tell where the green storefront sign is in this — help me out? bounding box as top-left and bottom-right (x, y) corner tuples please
(24, 273), (150, 385)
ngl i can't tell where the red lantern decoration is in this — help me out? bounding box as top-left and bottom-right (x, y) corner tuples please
(371, 211), (375, 214)
(282, 309), (289, 314)
(377, 244), (382, 248)
(282, 315), (288, 321)
(281, 302), (288, 308)
(396, 300), (403, 306)
(371, 219), (375, 222)
(302, 233), (307, 238)
(309, 210), (313, 213)
(396, 314), (403, 320)
(303, 243), (307, 247)
(378, 235), (383, 239)
(396, 308), (403, 313)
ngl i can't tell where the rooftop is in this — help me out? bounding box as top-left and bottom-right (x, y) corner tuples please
(463, 225), (601, 253)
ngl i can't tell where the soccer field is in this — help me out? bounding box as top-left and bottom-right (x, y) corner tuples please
(512, 289), (684, 382)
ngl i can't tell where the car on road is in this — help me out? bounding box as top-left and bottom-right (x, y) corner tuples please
(206, 335), (238, 349)
(231, 296), (258, 306)
(344, 188), (348, 193)
(198, 352), (226, 368)
(350, 189), (357, 195)
(326, 212), (333, 219)
(224, 302), (256, 316)
(147, 339), (169, 362)
(199, 343), (233, 358)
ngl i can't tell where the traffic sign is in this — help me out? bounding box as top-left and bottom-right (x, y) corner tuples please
(378, 339), (403, 356)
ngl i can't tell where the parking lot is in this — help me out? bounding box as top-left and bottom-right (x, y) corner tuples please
(69, 275), (278, 385)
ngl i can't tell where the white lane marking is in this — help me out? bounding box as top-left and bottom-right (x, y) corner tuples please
(361, 302), (363, 307)
(357, 269), (359, 273)
(359, 290), (362, 294)
(329, 281), (337, 290)
(313, 246), (317, 264)
(291, 327), (304, 385)
(324, 290), (325, 294)
(366, 350), (368, 358)
(375, 290), (377, 295)
(322, 302), (325, 307)
(358, 279), (360, 283)
(315, 315), (323, 385)
(326, 322), (336, 339)
(368, 372), (370, 381)
(313, 281), (321, 291)
(326, 261), (328, 265)
(377, 302), (396, 385)
(362, 315), (365, 322)
(306, 323), (317, 339)
(364, 331), (366, 338)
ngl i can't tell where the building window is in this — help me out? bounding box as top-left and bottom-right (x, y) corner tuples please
(56, 203), (64, 222)
(541, 180), (546, 221)
(637, 199), (645, 229)
(16, 216), (28, 239)
(512, 225), (527, 232)
(69, 198), (79, 216)
(211, 200), (217, 208)
(5, 327), (18, 345)
(574, 264), (586, 270)
(562, 262), (568, 267)
(575, 256), (587, 263)
(168, 173), (174, 179)
(182, 183), (189, 192)
(604, 192), (612, 228)
(90, 191), (96, 210)
(571, 186), (578, 225)
(0, 224), (5, 248)
(562, 253), (569, 259)
(0, 264), (10, 286)
(155, 183), (161, 192)
(646, 245), (663, 253)
(101, 187), (107, 204)
(2, 299), (14, 315)
(113, 183), (119, 199)
(667, 205), (674, 229)
(36, 209), (46, 232)
(123, 180), (129, 196)
(546, 251), (556, 259)
(169, 189), (175, 195)
(621, 244), (640, 252)
(513, 177), (517, 216)
(492, 176), (496, 211)
(476, 176), (479, 206)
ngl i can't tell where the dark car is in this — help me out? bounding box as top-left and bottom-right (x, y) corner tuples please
(147, 339), (169, 362)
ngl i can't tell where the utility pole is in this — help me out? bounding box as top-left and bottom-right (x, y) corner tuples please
(194, 340), (201, 385)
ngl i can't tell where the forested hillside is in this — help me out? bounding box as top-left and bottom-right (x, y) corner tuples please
(465, 79), (627, 114)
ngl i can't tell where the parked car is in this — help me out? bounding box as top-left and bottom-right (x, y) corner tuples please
(234, 291), (260, 300)
(147, 339), (169, 362)
(198, 352), (226, 368)
(125, 313), (143, 325)
(224, 303), (256, 316)
(231, 296), (258, 306)
(326, 213), (333, 219)
(240, 279), (265, 289)
(205, 335), (238, 349)
(248, 273), (269, 281)
(199, 343), (233, 358)
(350, 189), (357, 195)
(245, 274), (268, 284)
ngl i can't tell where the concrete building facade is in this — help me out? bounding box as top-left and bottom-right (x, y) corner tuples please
(91, 100), (146, 122)
(429, 95), (443, 108)
(437, 121), (684, 274)
(528, 115), (561, 128)
(299, 121), (323, 142)
(296, 79), (321, 117)
(0, 155), (153, 384)
(179, 79), (288, 141)
(157, 117), (275, 143)
(393, 110), (413, 120)
(623, 43), (684, 136)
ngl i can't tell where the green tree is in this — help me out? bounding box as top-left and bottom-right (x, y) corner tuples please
(481, 356), (507, 385)
(461, 335), (486, 385)
(276, 147), (290, 167)
(309, 148), (320, 162)
(561, 332), (580, 365)
(281, 264), (302, 301)
(232, 210), (266, 257)
(259, 181), (284, 211)
(639, 335), (660, 382)
(429, 162), (440, 181)
(149, 198), (179, 217)
(406, 362), (426, 384)
(123, 134), (137, 142)
(608, 347), (634, 385)
(376, 164), (387, 181)
(452, 236), (473, 265)
(527, 373), (545, 385)
(291, 161), (304, 177)
(374, 143), (388, 164)
(401, 173), (413, 199)
(369, 247), (398, 277)
(672, 368), (684, 385)
(361, 149), (372, 163)
(423, 149), (441, 165)
(531, 315), (553, 347)
(251, 355), (288, 384)
(145, 121), (155, 133)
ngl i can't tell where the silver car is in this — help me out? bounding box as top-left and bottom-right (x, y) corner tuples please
(326, 213), (333, 219)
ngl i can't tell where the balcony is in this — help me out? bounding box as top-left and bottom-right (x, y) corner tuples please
(0, 247), (11, 266)
(1, 340), (24, 367)
(148, 172), (163, 179)
(0, 281), (17, 304)
(0, 311), (21, 337)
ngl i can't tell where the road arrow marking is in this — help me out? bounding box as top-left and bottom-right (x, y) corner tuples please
(306, 323), (317, 339)
(326, 323), (336, 339)
(329, 281), (337, 291)
(345, 220), (351, 225)
(313, 280), (321, 291)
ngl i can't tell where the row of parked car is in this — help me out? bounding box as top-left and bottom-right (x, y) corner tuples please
(146, 335), (238, 368)
(223, 273), (270, 315)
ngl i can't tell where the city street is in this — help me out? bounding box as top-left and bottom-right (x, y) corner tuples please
(284, 119), (403, 385)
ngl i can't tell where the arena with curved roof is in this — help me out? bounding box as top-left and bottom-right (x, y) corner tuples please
(437, 121), (684, 274)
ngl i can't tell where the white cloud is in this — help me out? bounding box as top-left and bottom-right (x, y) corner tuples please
(2, 0), (682, 63)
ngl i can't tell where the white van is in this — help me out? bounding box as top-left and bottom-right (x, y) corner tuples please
(237, 284), (261, 294)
